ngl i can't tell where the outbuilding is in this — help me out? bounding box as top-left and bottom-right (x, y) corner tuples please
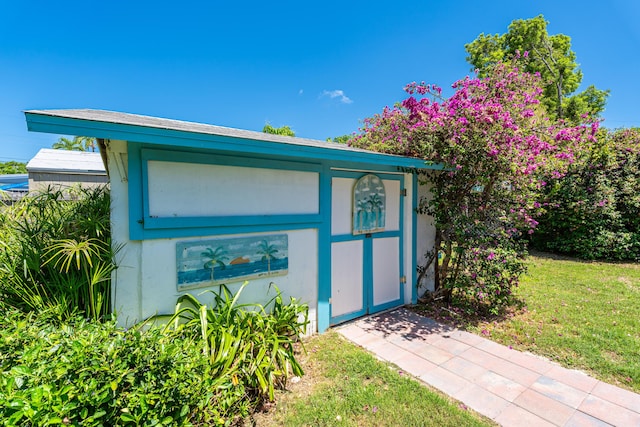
(26, 148), (108, 193)
(25, 109), (438, 333)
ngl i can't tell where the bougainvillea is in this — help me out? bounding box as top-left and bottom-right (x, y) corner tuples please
(351, 61), (597, 311)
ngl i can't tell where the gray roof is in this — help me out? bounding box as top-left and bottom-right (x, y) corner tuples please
(25, 109), (369, 154)
(25, 109), (442, 170)
(27, 148), (106, 175)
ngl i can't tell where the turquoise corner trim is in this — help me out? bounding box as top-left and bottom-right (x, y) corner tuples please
(317, 164), (332, 333)
(411, 173), (418, 304)
(128, 143), (144, 240)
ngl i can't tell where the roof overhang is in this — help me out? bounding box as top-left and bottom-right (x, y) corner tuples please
(25, 109), (443, 171)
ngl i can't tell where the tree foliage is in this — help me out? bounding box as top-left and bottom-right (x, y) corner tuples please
(532, 128), (640, 260)
(326, 134), (354, 144)
(465, 15), (609, 123)
(262, 123), (295, 137)
(351, 62), (597, 311)
(0, 161), (27, 174)
(52, 135), (97, 151)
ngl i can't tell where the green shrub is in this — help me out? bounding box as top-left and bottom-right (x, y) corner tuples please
(448, 242), (527, 314)
(0, 186), (114, 321)
(0, 309), (234, 426)
(532, 128), (640, 260)
(0, 282), (309, 426)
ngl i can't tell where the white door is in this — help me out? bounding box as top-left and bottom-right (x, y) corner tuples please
(330, 172), (404, 325)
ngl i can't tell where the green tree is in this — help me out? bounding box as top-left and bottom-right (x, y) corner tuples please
(0, 161), (27, 174)
(326, 134), (353, 144)
(201, 247), (228, 281)
(257, 240), (279, 273)
(465, 15), (609, 123)
(263, 123), (295, 137)
(532, 127), (640, 260)
(52, 136), (97, 151)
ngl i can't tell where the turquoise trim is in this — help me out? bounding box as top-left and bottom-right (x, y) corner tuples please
(128, 143), (144, 240)
(363, 234), (373, 312)
(399, 180), (405, 305)
(331, 230), (401, 242)
(143, 215), (322, 230)
(330, 169), (406, 179)
(132, 145), (323, 239)
(136, 223), (320, 240)
(317, 164), (333, 332)
(411, 174), (418, 304)
(330, 307), (368, 326)
(141, 147), (324, 173)
(25, 112), (441, 170)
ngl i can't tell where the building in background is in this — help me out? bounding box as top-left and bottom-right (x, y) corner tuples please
(0, 173), (29, 203)
(26, 148), (107, 193)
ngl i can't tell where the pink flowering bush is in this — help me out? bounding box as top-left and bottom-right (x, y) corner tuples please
(351, 62), (596, 312)
(532, 128), (640, 260)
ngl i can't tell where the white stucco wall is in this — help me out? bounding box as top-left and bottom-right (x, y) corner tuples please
(107, 138), (434, 333)
(416, 179), (436, 295)
(147, 161), (319, 217)
(107, 140), (318, 333)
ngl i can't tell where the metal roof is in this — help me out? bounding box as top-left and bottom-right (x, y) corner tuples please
(26, 148), (106, 175)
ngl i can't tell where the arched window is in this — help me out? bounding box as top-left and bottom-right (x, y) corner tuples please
(352, 174), (386, 235)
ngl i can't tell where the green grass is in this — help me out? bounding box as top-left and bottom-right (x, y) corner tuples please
(253, 331), (494, 427)
(469, 253), (640, 392)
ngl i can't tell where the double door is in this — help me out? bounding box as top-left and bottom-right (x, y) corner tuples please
(330, 171), (404, 325)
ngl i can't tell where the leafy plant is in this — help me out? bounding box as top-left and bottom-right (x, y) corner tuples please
(0, 186), (115, 321)
(162, 282), (308, 402)
(532, 128), (640, 260)
(0, 308), (241, 426)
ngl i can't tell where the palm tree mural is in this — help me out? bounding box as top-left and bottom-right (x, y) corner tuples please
(257, 240), (279, 273)
(201, 246), (228, 281)
(368, 193), (384, 228)
(355, 198), (368, 231)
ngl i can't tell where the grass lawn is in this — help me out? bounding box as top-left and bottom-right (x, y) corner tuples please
(251, 331), (494, 426)
(467, 252), (640, 393)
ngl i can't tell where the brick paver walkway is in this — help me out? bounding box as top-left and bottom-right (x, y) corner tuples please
(336, 308), (640, 426)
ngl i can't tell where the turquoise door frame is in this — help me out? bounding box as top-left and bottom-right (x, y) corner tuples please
(329, 170), (405, 326)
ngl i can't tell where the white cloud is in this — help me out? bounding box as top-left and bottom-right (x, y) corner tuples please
(321, 89), (353, 104)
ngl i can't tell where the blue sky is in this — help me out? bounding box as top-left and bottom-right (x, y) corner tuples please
(1, 0), (639, 162)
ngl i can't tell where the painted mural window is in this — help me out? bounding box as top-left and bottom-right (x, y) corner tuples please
(352, 174), (386, 235)
(176, 234), (288, 290)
